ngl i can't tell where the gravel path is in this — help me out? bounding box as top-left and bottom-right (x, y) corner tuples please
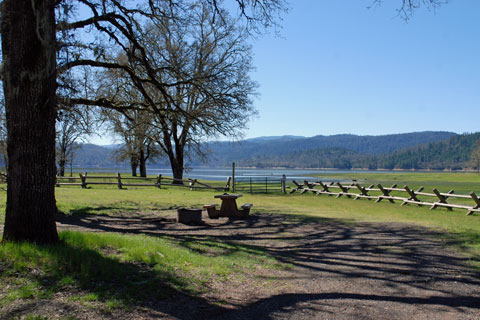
(4, 211), (480, 319)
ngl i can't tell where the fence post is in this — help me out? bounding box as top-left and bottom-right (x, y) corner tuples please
(336, 182), (351, 198)
(403, 185), (421, 206)
(79, 173), (87, 189)
(318, 181), (331, 195)
(301, 180), (311, 194)
(157, 174), (162, 189)
(117, 172), (123, 189)
(189, 179), (197, 191)
(265, 177), (268, 193)
(355, 183), (370, 200)
(225, 177), (231, 192)
(290, 180), (301, 193)
(432, 188), (452, 211)
(232, 162), (236, 193)
(282, 174), (286, 193)
(377, 184), (396, 203)
(467, 192), (480, 215)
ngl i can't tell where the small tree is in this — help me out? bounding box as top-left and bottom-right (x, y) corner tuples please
(470, 140), (480, 173)
(98, 67), (161, 177)
(56, 105), (92, 176)
(107, 110), (158, 177)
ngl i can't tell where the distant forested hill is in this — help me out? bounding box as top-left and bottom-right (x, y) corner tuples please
(195, 131), (458, 167)
(66, 131), (480, 170)
(223, 132), (480, 170)
(71, 144), (169, 168)
(375, 132), (480, 170)
(71, 144), (118, 167)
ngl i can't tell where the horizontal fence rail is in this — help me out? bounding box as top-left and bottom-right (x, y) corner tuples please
(56, 173), (231, 192)
(291, 180), (480, 216)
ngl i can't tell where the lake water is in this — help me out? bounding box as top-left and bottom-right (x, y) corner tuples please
(74, 166), (391, 182)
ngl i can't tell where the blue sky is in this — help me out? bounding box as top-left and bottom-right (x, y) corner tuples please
(89, 0), (480, 144)
(244, 0), (480, 138)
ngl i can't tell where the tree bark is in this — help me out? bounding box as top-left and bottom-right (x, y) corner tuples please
(139, 149), (147, 177)
(170, 148), (184, 184)
(58, 159), (66, 177)
(69, 159), (74, 177)
(130, 157), (138, 176)
(1, 0), (59, 243)
(163, 136), (185, 184)
(171, 161), (184, 184)
(171, 136), (186, 184)
(2, 154), (8, 172)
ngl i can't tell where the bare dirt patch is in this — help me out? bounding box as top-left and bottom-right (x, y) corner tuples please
(3, 211), (480, 319)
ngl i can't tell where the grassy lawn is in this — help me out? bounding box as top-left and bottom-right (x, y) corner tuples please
(310, 171), (480, 195)
(1, 171), (480, 317)
(0, 231), (283, 311)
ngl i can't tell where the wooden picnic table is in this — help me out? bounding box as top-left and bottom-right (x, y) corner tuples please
(204, 193), (252, 219)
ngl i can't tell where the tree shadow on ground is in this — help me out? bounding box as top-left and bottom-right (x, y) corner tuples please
(0, 239), (229, 319)
(53, 209), (480, 319)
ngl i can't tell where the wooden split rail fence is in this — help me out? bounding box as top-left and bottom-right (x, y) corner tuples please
(291, 180), (480, 216)
(56, 173), (231, 191)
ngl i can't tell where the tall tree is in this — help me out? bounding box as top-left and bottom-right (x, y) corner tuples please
(4, 0), (431, 243)
(0, 0), (285, 243)
(1, 0), (59, 243)
(150, 4), (257, 182)
(95, 3), (258, 182)
(56, 104), (92, 176)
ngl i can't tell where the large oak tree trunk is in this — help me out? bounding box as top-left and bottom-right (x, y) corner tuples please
(58, 144), (68, 177)
(169, 149), (184, 184)
(139, 149), (147, 177)
(130, 156), (138, 176)
(58, 159), (66, 177)
(171, 162), (184, 184)
(1, 0), (59, 243)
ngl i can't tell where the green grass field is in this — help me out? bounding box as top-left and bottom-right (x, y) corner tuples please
(1, 171), (480, 317)
(311, 171), (480, 194)
(2, 171), (480, 253)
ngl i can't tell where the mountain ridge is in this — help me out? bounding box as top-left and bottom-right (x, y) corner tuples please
(69, 131), (478, 170)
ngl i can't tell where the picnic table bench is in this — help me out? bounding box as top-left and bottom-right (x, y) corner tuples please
(203, 193), (252, 219)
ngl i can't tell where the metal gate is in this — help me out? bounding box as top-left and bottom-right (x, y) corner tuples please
(233, 176), (285, 194)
